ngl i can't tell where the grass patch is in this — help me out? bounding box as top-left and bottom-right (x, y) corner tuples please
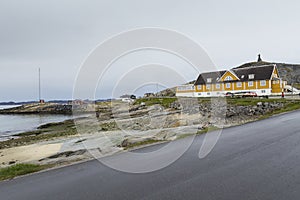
(13, 130), (43, 137)
(197, 126), (220, 134)
(0, 164), (51, 181)
(0, 129), (77, 149)
(176, 126), (221, 140)
(134, 97), (177, 108)
(292, 83), (300, 89)
(0, 120), (77, 149)
(124, 139), (163, 150)
(225, 98), (288, 106)
(196, 97), (292, 106)
(37, 119), (75, 130)
(176, 133), (194, 140)
(0, 118), (120, 149)
(99, 121), (118, 131)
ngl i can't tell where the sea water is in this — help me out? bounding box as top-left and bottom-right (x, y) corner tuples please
(0, 105), (73, 141)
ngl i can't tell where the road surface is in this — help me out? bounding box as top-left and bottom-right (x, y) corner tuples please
(1, 110), (300, 200)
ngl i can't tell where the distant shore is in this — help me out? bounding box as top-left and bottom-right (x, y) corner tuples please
(0, 103), (73, 115)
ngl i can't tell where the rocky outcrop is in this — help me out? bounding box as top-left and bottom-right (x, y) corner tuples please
(156, 88), (176, 97)
(170, 100), (285, 127)
(0, 103), (72, 115)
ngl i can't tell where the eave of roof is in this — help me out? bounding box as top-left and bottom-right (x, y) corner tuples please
(194, 64), (276, 85)
(194, 70), (226, 85)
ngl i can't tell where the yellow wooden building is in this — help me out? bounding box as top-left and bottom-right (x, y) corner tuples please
(176, 64), (286, 97)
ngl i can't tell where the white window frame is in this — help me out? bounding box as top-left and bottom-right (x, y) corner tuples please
(260, 80), (266, 86)
(225, 76), (233, 81)
(216, 83), (220, 89)
(248, 81), (254, 87)
(207, 78), (212, 83)
(197, 85), (202, 90)
(226, 83), (231, 88)
(249, 74), (255, 79)
(206, 84), (211, 89)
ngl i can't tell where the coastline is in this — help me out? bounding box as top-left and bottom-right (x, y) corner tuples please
(0, 103), (73, 115)
(1, 97), (300, 180)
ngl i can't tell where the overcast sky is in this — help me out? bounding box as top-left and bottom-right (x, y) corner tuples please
(1, 0), (300, 101)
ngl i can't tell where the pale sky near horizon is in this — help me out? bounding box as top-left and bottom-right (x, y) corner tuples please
(1, 0), (300, 101)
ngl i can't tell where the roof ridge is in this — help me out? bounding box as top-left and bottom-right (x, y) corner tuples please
(200, 70), (226, 75)
(233, 64), (275, 71)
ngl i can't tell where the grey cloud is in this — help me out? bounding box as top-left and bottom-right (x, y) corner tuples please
(1, 0), (300, 101)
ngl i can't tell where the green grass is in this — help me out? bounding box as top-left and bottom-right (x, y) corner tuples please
(134, 97), (177, 108)
(0, 120), (77, 149)
(0, 164), (50, 181)
(37, 119), (75, 130)
(292, 83), (300, 89)
(225, 98), (289, 106)
(124, 139), (163, 150)
(0, 117), (121, 149)
(176, 133), (194, 140)
(197, 126), (220, 134)
(196, 97), (294, 106)
(13, 130), (44, 137)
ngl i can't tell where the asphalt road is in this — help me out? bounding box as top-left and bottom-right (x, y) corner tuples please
(1, 110), (300, 200)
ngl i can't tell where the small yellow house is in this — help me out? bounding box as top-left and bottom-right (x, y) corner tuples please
(176, 64), (286, 97)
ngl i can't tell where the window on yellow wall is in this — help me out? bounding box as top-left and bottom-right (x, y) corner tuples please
(197, 85), (201, 90)
(248, 81), (253, 87)
(260, 80), (266, 86)
(216, 84), (220, 89)
(236, 82), (242, 87)
(206, 84), (211, 89)
(226, 83), (231, 88)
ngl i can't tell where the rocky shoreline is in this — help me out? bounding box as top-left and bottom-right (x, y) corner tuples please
(0, 97), (300, 170)
(0, 103), (73, 115)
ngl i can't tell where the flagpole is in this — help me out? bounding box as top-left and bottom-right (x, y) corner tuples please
(39, 68), (41, 102)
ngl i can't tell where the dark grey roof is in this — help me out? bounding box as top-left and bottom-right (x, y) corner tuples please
(194, 70), (226, 85)
(232, 64), (275, 82)
(194, 65), (275, 85)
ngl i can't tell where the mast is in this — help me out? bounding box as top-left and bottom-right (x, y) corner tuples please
(39, 68), (41, 102)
